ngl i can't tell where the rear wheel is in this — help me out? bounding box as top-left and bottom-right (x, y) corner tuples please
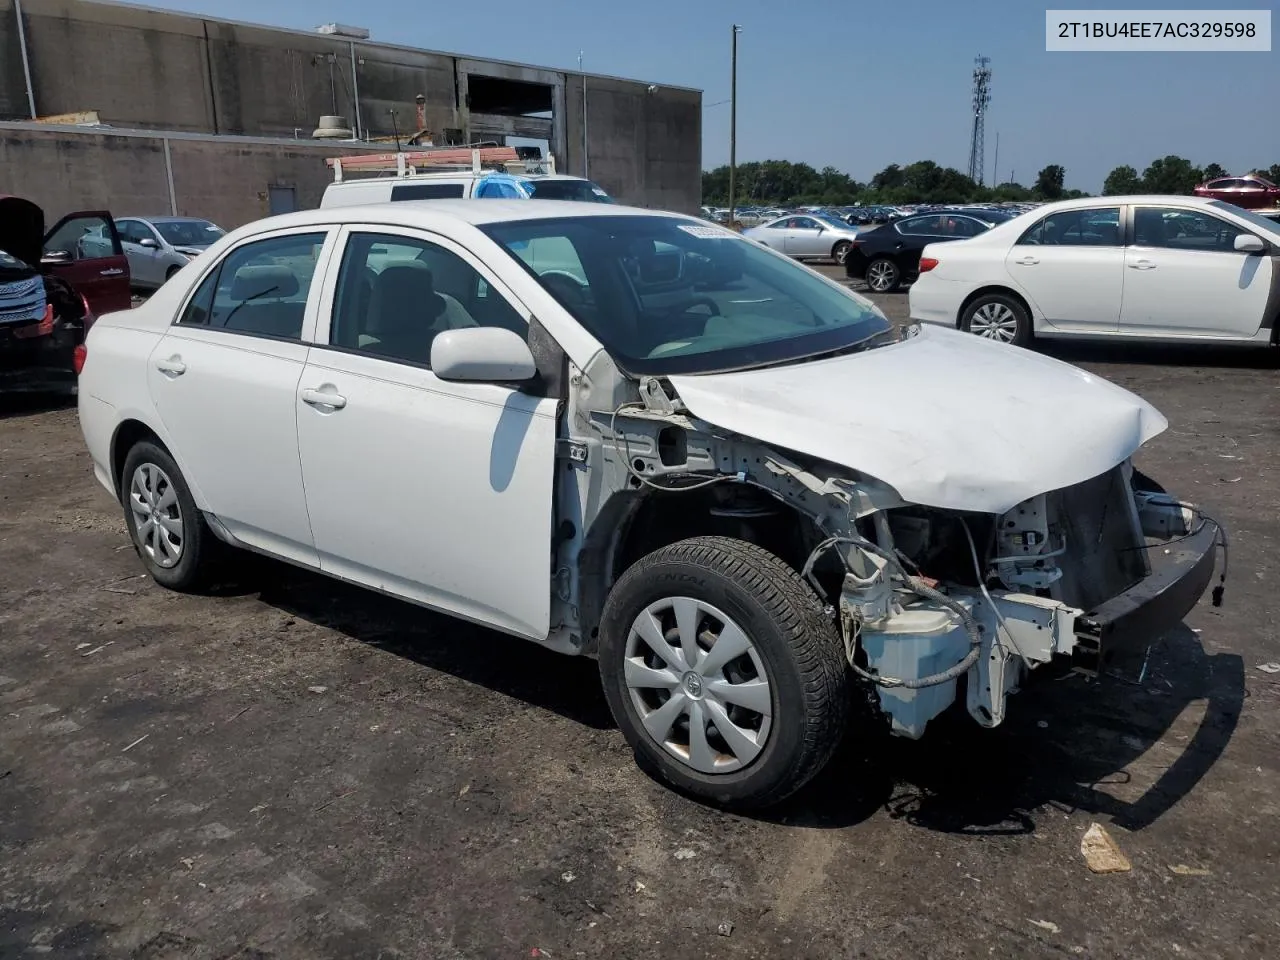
(120, 441), (217, 590)
(832, 241), (852, 265)
(599, 536), (849, 809)
(960, 292), (1032, 346)
(865, 257), (901, 292)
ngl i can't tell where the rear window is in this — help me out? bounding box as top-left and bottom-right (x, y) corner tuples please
(390, 182), (467, 200)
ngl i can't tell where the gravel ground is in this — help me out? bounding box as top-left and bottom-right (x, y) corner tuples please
(1, 283), (1277, 959)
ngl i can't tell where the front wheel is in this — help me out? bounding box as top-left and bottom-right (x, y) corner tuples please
(865, 257), (901, 292)
(832, 240), (852, 265)
(960, 293), (1032, 346)
(598, 536), (850, 809)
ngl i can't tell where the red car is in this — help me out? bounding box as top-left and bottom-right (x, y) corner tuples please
(1192, 174), (1280, 210)
(0, 196), (131, 373)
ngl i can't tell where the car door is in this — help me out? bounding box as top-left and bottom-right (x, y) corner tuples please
(117, 220), (160, 288)
(146, 227), (337, 566)
(1120, 205), (1273, 338)
(784, 217), (826, 257)
(295, 226), (559, 640)
(41, 212), (132, 315)
(757, 218), (793, 252)
(1002, 206), (1124, 333)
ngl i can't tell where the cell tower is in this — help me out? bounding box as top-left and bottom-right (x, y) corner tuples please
(968, 55), (992, 186)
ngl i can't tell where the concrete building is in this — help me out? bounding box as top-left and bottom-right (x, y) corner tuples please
(0, 0), (701, 225)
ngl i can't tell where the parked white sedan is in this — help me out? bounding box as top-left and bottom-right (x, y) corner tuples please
(78, 200), (1224, 808)
(909, 195), (1279, 347)
(743, 213), (862, 264)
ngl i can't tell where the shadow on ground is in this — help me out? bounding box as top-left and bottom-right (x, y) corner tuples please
(0, 376), (76, 419)
(215, 554), (1242, 839)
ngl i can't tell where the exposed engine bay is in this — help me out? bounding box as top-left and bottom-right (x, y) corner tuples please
(547, 344), (1227, 740)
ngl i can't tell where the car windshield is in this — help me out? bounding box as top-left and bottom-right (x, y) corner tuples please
(1209, 201), (1280, 236)
(155, 220), (225, 247)
(482, 215), (892, 376)
(525, 179), (615, 203)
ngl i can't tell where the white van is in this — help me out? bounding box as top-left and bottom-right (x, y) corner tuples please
(321, 161), (615, 209)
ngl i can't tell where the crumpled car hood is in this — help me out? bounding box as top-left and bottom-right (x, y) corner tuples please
(668, 324), (1167, 514)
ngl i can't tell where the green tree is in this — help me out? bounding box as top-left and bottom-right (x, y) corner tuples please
(870, 164), (904, 190)
(1102, 165), (1143, 195)
(1265, 164), (1280, 184)
(1034, 164), (1066, 199)
(1140, 155), (1202, 194)
(1200, 162), (1228, 181)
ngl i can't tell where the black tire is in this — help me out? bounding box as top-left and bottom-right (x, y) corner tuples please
(864, 257), (901, 293)
(599, 536), (849, 809)
(960, 292), (1032, 347)
(832, 240), (852, 265)
(119, 440), (217, 591)
(165, 265), (181, 282)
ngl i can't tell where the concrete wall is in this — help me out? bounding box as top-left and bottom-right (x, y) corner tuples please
(0, 0), (702, 211)
(566, 77), (701, 213)
(0, 124), (373, 227)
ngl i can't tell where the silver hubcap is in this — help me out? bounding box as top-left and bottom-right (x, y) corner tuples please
(835, 244), (849, 264)
(623, 597), (773, 774)
(867, 261), (896, 291)
(969, 302), (1020, 342)
(129, 463), (184, 568)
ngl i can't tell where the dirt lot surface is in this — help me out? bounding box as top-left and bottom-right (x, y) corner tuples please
(2, 285), (1278, 959)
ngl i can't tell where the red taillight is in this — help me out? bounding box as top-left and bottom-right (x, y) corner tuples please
(73, 343), (87, 375)
(13, 303), (54, 340)
(919, 257), (939, 272)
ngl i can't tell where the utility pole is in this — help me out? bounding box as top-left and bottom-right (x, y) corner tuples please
(729, 24), (741, 224)
(992, 131), (999, 188)
(579, 52), (588, 178)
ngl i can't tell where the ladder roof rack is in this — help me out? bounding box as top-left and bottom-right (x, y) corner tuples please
(327, 145), (556, 182)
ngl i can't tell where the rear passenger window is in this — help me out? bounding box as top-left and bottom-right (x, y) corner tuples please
(178, 233), (325, 339)
(328, 232), (527, 367)
(1017, 208), (1120, 246)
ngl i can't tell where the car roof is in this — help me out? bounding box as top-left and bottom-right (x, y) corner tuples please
(1030, 195), (1228, 212)
(238, 199), (689, 232)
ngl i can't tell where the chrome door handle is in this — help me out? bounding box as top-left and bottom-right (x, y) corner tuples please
(99, 268), (125, 276)
(155, 356), (186, 375)
(1013, 256), (1039, 265)
(1128, 260), (1156, 270)
(301, 387), (347, 410)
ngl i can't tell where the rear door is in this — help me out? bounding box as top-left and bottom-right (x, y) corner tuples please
(146, 227), (336, 565)
(1002, 206), (1124, 333)
(42, 211), (131, 316)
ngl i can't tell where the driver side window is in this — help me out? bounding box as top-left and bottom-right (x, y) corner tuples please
(329, 232), (527, 368)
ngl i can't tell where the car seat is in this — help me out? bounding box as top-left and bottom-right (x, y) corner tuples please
(362, 262), (476, 365)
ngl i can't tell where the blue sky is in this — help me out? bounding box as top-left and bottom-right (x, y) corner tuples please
(149, 0), (1277, 192)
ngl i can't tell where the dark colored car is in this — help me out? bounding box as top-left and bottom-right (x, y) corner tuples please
(0, 196), (131, 373)
(1193, 174), (1280, 210)
(845, 208), (1015, 292)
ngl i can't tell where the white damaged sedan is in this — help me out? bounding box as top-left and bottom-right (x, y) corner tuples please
(77, 200), (1227, 808)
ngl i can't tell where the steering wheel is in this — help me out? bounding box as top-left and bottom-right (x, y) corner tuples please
(540, 271), (591, 311)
